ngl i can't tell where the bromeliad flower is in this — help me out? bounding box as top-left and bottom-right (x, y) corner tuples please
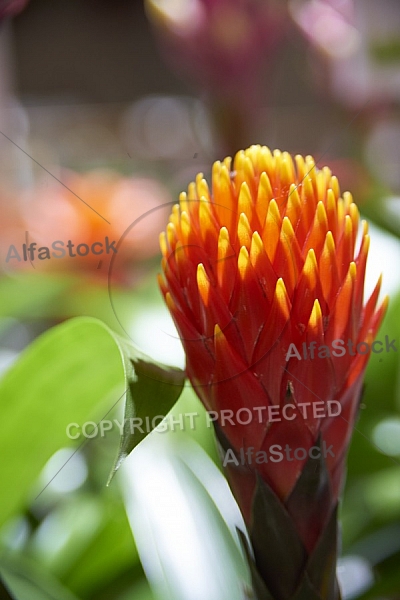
(159, 145), (387, 599)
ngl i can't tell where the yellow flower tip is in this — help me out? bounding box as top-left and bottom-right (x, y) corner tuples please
(179, 192), (188, 212)
(166, 222), (176, 247)
(343, 191), (353, 209)
(360, 233), (370, 260)
(214, 323), (223, 340)
(349, 261), (357, 280)
(349, 202), (359, 222)
(302, 175), (315, 201)
(325, 230), (336, 253)
(316, 201), (328, 228)
(244, 156), (255, 180)
(165, 292), (176, 312)
(288, 182), (299, 198)
(238, 212), (252, 248)
(197, 177), (210, 202)
(275, 277), (291, 318)
(180, 215), (191, 246)
(238, 181), (253, 216)
(362, 220), (369, 236)
(199, 199), (213, 232)
(217, 227), (232, 262)
(381, 294), (389, 314)
(268, 198), (280, 223)
(212, 160), (221, 179)
(281, 216), (295, 241)
(223, 156), (232, 170)
(344, 214), (353, 237)
(195, 172), (204, 186)
(316, 170), (327, 198)
(281, 152), (294, 186)
(197, 263), (210, 305)
(157, 272), (167, 293)
(305, 248), (318, 271)
(187, 181), (197, 201)
(238, 245), (250, 278)
(285, 184), (301, 223)
(219, 163), (231, 180)
(218, 226), (230, 248)
(233, 149), (245, 172)
(168, 203), (180, 227)
(322, 165), (332, 180)
(303, 249), (318, 288)
(260, 146), (273, 173)
(330, 175), (340, 198)
(250, 231), (263, 265)
(326, 188), (336, 210)
(159, 231), (168, 256)
(295, 154), (306, 180)
(275, 277), (286, 295)
(309, 298), (323, 329)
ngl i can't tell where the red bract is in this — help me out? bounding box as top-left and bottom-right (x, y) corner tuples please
(159, 145), (387, 550)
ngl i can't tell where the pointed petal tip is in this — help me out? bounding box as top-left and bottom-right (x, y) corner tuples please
(165, 291), (176, 311)
(197, 263), (210, 304)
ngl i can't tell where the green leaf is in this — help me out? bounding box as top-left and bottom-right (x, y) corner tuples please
(121, 435), (251, 600)
(0, 577), (13, 599)
(108, 336), (185, 480)
(290, 573), (325, 600)
(0, 317), (125, 526)
(0, 316), (185, 526)
(286, 435), (332, 553)
(236, 529), (274, 600)
(0, 554), (80, 600)
(60, 495), (140, 597)
(249, 476), (307, 600)
(305, 506), (341, 600)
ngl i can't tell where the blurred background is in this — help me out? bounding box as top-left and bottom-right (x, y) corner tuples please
(1, 1), (400, 599)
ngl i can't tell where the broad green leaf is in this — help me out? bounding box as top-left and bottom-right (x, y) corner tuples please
(0, 554), (79, 600)
(0, 317), (125, 526)
(116, 579), (155, 600)
(0, 316), (185, 526)
(121, 435), (250, 600)
(53, 494), (139, 597)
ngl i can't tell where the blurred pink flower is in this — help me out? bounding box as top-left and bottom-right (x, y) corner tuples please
(290, 0), (400, 109)
(145, 0), (287, 107)
(0, 0), (29, 20)
(290, 0), (358, 59)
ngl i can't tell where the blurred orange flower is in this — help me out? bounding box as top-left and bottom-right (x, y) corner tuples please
(2, 170), (171, 283)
